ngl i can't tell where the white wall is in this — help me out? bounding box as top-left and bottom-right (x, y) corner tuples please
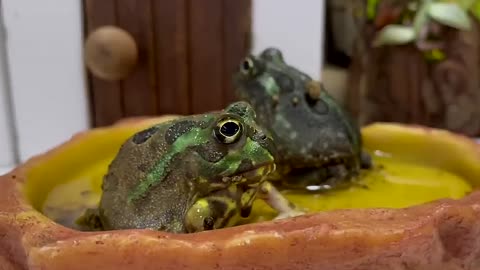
(252, 0), (325, 80)
(0, 1), (16, 174)
(0, 41), (15, 173)
(2, 0), (90, 162)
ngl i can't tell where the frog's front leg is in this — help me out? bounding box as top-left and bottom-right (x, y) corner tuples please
(238, 187), (258, 218)
(257, 181), (305, 220)
(184, 186), (257, 233)
(277, 166), (353, 192)
(360, 150), (373, 169)
(277, 150), (371, 192)
(184, 191), (239, 233)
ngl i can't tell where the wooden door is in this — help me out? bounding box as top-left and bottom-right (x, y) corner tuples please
(83, 0), (252, 127)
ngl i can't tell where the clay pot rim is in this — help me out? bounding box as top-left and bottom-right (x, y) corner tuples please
(2, 118), (480, 269)
(4, 118), (480, 239)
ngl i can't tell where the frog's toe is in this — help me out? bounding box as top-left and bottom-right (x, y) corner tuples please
(360, 151), (373, 169)
(75, 208), (104, 231)
(274, 209), (306, 220)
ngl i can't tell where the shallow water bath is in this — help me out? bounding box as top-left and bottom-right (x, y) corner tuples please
(38, 119), (472, 229)
(247, 155), (471, 223)
(4, 118), (480, 270)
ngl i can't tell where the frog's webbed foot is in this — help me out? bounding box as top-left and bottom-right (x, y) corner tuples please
(360, 150), (373, 169)
(75, 208), (104, 231)
(185, 198), (223, 232)
(274, 209), (305, 220)
(186, 186), (260, 232)
(239, 187), (258, 218)
(325, 163), (372, 190)
(257, 181), (306, 219)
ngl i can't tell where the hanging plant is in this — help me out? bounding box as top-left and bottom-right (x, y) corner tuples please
(347, 0), (480, 136)
(368, 0), (479, 62)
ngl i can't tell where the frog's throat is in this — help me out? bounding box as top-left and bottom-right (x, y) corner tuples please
(127, 128), (274, 204)
(221, 163), (276, 186)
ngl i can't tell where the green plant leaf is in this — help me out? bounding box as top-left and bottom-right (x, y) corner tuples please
(373, 25), (416, 47)
(428, 2), (472, 30)
(456, 0), (476, 10)
(470, 1), (480, 21)
(367, 0), (379, 20)
(413, 0), (432, 35)
(424, 49), (446, 62)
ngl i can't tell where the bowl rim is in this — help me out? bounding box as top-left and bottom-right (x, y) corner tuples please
(2, 119), (480, 269)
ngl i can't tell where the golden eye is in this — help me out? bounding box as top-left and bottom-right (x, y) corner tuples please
(214, 118), (243, 144)
(240, 57), (255, 75)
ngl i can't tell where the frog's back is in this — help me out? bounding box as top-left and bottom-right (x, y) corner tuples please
(318, 87), (363, 156)
(98, 114), (216, 233)
(233, 47), (366, 176)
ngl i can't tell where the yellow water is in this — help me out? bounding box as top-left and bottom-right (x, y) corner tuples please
(42, 152), (472, 229)
(245, 155), (471, 223)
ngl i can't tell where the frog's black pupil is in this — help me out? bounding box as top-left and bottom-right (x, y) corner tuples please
(220, 121), (239, 137)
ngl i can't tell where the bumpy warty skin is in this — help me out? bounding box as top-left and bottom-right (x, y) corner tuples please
(233, 47), (369, 188)
(91, 102), (277, 233)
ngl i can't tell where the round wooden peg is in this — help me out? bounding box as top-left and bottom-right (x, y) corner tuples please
(84, 25), (138, 81)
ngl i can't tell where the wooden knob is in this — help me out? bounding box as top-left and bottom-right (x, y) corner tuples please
(84, 26), (138, 81)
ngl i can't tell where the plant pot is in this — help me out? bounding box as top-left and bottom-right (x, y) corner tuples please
(1, 117), (480, 270)
(347, 2), (480, 137)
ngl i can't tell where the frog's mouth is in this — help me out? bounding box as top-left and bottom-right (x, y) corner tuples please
(319, 156), (350, 167)
(222, 163), (276, 185)
(291, 152), (356, 170)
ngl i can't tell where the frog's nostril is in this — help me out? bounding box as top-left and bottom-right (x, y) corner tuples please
(253, 130), (267, 141)
(257, 132), (267, 141)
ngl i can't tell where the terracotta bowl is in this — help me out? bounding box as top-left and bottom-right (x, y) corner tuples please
(1, 117), (480, 270)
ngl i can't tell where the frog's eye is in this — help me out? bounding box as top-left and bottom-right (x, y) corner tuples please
(214, 118), (243, 144)
(240, 57), (255, 76)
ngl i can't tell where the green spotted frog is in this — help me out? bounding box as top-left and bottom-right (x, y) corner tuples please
(233, 48), (372, 191)
(78, 101), (302, 233)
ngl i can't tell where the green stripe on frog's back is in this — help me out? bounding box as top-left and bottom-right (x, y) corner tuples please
(128, 137), (273, 203)
(127, 121), (213, 203)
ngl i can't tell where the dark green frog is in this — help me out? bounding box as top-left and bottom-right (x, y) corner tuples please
(78, 101), (302, 233)
(233, 48), (372, 191)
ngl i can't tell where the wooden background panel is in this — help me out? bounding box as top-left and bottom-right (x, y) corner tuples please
(84, 0), (252, 126)
(116, 0), (158, 116)
(222, 1), (252, 105)
(189, 0), (225, 113)
(152, 0), (190, 115)
(84, 0), (124, 127)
